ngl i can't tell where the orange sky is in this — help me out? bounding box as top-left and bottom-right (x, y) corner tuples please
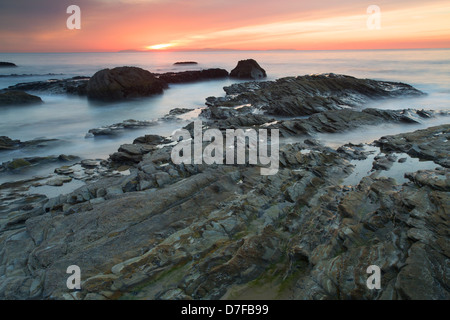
(0, 0), (449, 52)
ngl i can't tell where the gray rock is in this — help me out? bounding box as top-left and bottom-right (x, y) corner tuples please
(207, 74), (424, 117)
(86, 66), (167, 101)
(230, 59), (267, 80)
(0, 62), (17, 67)
(0, 91), (43, 106)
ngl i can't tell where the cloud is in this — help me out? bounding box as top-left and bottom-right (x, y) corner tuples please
(0, 0), (449, 51)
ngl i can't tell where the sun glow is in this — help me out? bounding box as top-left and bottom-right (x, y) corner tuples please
(146, 43), (174, 50)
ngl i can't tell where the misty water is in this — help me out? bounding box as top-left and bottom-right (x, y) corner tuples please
(0, 49), (449, 186)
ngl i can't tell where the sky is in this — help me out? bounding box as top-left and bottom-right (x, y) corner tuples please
(0, 0), (449, 52)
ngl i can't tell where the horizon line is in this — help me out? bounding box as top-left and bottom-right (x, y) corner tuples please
(1, 47), (449, 54)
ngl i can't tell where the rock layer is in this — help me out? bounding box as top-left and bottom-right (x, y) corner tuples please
(206, 73), (425, 116)
(0, 123), (448, 300)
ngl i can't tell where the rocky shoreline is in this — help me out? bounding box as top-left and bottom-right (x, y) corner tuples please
(0, 66), (448, 300)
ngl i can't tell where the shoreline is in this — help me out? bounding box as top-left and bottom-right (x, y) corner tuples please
(0, 70), (449, 300)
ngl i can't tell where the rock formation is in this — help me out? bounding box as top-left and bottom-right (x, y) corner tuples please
(0, 62), (17, 67)
(86, 67), (168, 101)
(0, 73), (448, 300)
(230, 59), (267, 79)
(0, 90), (43, 106)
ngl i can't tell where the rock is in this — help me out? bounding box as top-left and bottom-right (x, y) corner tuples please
(372, 154), (395, 171)
(376, 124), (450, 168)
(5, 77), (89, 95)
(167, 108), (194, 116)
(133, 134), (167, 145)
(54, 166), (74, 175)
(6, 158), (32, 170)
(206, 74), (425, 117)
(156, 69), (229, 83)
(0, 136), (59, 151)
(87, 119), (158, 137)
(154, 172), (171, 187)
(3, 67), (230, 97)
(109, 152), (142, 165)
(173, 61), (198, 65)
(0, 136), (20, 150)
(0, 74), (448, 301)
(81, 160), (99, 168)
(230, 59), (267, 80)
(58, 155), (79, 162)
(1, 155), (79, 172)
(46, 176), (72, 187)
(0, 62), (17, 67)
(86, 66), (168, 101)
(0, 91), (43, 106)
(118, 144), (153, 156)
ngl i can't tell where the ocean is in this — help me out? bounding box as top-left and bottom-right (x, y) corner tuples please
(0, 49), (449, 184)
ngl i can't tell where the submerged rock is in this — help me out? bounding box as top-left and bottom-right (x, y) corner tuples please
(376, 124), (450, 168)
(5, 77), (89, 95)
(173, 61), (198, 65)
(0, 62), (17, 67)
(87, 119), (158, 137)
(0, 155), (79, 173)
(0, 136), (59, 151)
(0, 90), (43, 106)
(156, 68), (228, 83)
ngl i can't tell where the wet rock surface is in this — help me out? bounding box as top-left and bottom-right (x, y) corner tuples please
(206, 73), (425, 116)
(156, 69), (229, 83)
(0, 121), (448, 300)
(0, 136), (59, 151)
(4, 77), (90, 95)
(376, 124), (450, 168)
(200, 108), (444, 138)
(0, 74), (448, 300)
(0, 154), (79, 173)
(86, 119), (158, 137)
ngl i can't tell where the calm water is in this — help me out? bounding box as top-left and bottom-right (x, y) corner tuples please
(0, 49), (449, 183)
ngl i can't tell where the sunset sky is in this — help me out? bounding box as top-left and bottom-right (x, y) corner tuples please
(0, 0), (449, 52)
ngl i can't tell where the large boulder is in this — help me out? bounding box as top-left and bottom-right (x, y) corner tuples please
(0, 90), (43, 106)
(230, 59), (267, 79)
(86, 66), (168, 101)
